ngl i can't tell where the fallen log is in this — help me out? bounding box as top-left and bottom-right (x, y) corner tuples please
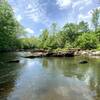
(7, 60), (20, 63)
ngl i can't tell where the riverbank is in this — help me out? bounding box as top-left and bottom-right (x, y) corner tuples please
(23, 49), (100, 59)
(24, 49), (75, 58)
(1, 48), (100, 59)
(75, 50), (100, 58)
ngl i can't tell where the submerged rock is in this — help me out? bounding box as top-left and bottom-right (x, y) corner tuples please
(79, 60), (88, 64)
(7, 60), (20, 63)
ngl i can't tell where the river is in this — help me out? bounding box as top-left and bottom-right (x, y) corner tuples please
(0, 52), (100, 100)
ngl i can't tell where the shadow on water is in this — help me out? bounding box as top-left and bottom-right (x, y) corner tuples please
(0, 52), (25, 100)
(0, 52), (100, 100)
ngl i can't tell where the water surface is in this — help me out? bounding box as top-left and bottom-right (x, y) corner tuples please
(0, 52), (100, 100)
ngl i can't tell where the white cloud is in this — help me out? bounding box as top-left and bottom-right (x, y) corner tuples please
(79, 6), (84, 11)
(26, 8), (48, 22)
(72, 1), (82, 9)
(25, 28), (34, 34)
(84, 0), (92, 5)
(27, 4), (32, 9)
(78, 14), (91, 21)
(56, 0), (72, 9)
(40, 29), (43, 32)
(88, 10), (93, 15)
(16, 15), (22, 22)
(78, 11), (92, 27)
(97, 7), (100, 9)
(72, 0), (92, 9)
(27, 12), (39, 22)
(12, 7), (18, 13)
(24, 0), (49, 23)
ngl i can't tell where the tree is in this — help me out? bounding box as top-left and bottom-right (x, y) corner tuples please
(78, 21), (89, 33)
(50, 22), (58, 35)
(75, 33), (98, 49)
(39, 29), (49, 49)
(19, 37), (39, 49)
(0, 0), (24, 51)
(63, 23), (78, 44)
(92, 8), (100, 31)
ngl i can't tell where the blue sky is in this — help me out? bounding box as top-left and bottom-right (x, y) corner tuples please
(8, 0), (100, 36)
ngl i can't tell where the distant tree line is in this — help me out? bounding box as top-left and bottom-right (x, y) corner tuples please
(19, 8), (100, 50)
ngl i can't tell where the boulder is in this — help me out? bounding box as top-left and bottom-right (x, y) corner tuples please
(79, 60), (88, 64)
(91, 51), (100, 56)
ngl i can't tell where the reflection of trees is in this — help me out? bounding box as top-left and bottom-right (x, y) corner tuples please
(42, 57), (100, 100)
(90, 62), (100, 100)
(0, 52), (24, 99)
(0, 81), (14, 99)
(42, 58), (48, 68)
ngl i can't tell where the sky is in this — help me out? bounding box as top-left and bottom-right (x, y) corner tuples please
(8, 0), (100, 36)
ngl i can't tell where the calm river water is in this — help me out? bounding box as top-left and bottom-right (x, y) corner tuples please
(0, 52), (100, 100)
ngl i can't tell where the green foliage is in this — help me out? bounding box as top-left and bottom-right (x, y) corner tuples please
(63, 23), (78, 43)
(78, 21), (89, 33)
(0, 0), (24, 51)
(0, 2), (100, 51)
(38, 29), (49, 49)
(36, 16), (100, 50)
(19, 37), (39, 49)
(96, 44), (100, 50)
(64, 41), (72, 48)
(96, 28), (100, 41)
(75, 33), (98, 49)
(92, 8), (100, 31)
(53, 48), (68, 52)
(50, 22), (58, 35)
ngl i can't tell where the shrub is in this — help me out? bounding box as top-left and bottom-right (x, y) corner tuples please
(75, 33), (98, 49)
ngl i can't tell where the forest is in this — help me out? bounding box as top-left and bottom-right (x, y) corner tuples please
(0, 0), (100, 52)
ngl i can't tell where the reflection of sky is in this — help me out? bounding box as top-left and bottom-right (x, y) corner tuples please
(8, 0), (100, 36)
(83, 67), (94, 85)
(7, 58), (94, 100)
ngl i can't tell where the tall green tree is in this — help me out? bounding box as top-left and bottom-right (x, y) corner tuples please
(39, 29), (49, 49)
(50, 23), (58, 35)
(78, 21), (89, 33)
(92, 8), (100, 31)
(0, 0), (23, 51)
(63, 23), (78, 44)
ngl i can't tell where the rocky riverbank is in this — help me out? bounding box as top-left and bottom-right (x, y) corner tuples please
(24, 50), (75, 58)
(23, 49), (100, 59)
(75, 50), (100, 58)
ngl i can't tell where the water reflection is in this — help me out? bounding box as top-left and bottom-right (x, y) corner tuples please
(8, 58), (93, 100)
(0, 53), (100, 100)
(41, 57), (100, 100)
(0, 52), (26, 99)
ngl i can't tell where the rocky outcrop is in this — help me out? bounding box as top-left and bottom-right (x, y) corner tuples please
(23, 49), (100, 59)
(24, 50), (75, 58)
(75, 50), (100, 58)
(91, 51), (100, 56)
